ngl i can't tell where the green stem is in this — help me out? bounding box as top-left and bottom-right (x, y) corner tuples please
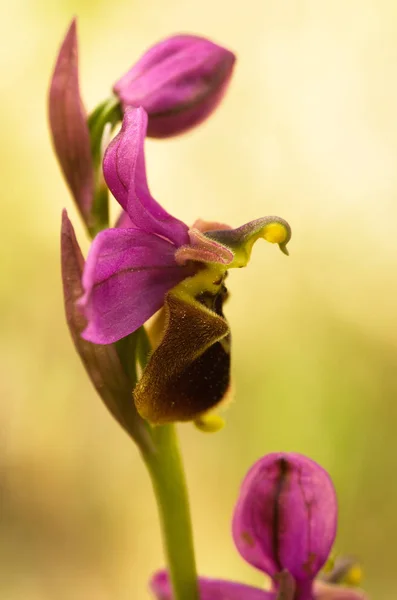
(87, 96), (122, 166)
(86, 96), (123, 237)
(142, 424), (199, 600)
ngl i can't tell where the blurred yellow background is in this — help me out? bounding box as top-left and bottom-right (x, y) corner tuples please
(2, 0), (397, 598)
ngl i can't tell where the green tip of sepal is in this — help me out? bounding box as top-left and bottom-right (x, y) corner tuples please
(279, 241), (289, 256)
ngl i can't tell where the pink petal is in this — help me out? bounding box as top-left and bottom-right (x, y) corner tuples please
(103, 107), (189, 246)
(79, 227), (190, 344)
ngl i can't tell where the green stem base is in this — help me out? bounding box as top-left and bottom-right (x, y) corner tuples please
(142, 424), (199, 600)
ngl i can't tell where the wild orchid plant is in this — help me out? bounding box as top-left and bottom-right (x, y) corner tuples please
(49, 20), (368, 600)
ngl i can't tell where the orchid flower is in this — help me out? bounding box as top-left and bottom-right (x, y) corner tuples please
(78, 106), (291, 424)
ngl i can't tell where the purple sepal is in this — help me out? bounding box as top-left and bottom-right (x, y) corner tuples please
(79, 227), (192, 344)
(113, 34), (236, 138)
(150, 570), (274, 600)
(103, 107), (189, 246)
(49, 21), (94, 228)
(232, 453), (337, 584)
(60, 210), (150, 447)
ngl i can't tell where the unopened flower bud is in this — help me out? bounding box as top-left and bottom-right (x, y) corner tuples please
(113, 34), (236, 138)
(232, 453), (337, 585)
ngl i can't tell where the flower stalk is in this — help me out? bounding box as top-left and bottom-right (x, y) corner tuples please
(142, 424), (199, 600)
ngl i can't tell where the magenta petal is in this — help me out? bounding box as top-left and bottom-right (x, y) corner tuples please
(150, 570), (274, 600)
(49, 20), (94, 226)
(103, 107), (189, 246)
(79, 228), (189, 344)
(232, 453), (337, 583)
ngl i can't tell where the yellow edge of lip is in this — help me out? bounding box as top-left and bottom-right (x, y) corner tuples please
(194, 414), (225, 433)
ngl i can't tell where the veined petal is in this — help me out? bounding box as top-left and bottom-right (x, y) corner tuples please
(134, 283), (230, 424)
(232, 453), (337, 583)
(103, 107), (189, 246)
(314, 581), (368, 600)
(79, 228), (191, 344)
(49, 20), (94, 226)
(150, 570), (274, 600)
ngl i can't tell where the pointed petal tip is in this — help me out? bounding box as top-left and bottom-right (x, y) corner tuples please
(66, 17), (77, 38)
(279, 242), (289, 256)
(60, 209), (77, 244)
(54, 18), (78, 62)
(61, 209), (72, 241)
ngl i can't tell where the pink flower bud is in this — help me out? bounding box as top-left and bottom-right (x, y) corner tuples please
(113, 34), (236, 138)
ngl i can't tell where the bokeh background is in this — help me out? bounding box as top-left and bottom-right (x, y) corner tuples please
(2, 0), (397, 598)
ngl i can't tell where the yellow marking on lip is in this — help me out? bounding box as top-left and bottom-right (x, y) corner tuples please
(263, 222), (289, 244)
